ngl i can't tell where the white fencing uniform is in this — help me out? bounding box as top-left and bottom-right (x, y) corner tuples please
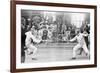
(25, 31), (41, 58)
(70, 33), (90, 58)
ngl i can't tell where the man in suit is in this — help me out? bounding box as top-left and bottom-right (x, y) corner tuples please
(69, 29), (90, 59)
(25, 26), (41, 60)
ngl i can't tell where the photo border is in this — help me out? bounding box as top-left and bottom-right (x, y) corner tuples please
(10, 0), (97, 72)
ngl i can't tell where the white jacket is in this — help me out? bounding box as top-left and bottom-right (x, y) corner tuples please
(70, 33), (88, 46)
(25, 31), (41, 46)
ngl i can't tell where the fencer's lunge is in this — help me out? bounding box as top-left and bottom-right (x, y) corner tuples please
(70, 30), (90, 59)
(25, 26), (41, 60)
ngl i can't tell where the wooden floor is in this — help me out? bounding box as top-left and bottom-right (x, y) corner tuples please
(24, 43), (89, 63)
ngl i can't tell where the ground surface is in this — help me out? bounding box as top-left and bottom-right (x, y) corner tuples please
(24, 43), (89, 63)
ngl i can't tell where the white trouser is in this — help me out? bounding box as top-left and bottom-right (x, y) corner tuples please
(26, 44), (37, 58)
(72, 43), (89, 58)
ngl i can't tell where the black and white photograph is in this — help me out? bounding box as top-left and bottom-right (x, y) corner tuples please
(11, 1), (97, 72)
(21, 10), (91, 63)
